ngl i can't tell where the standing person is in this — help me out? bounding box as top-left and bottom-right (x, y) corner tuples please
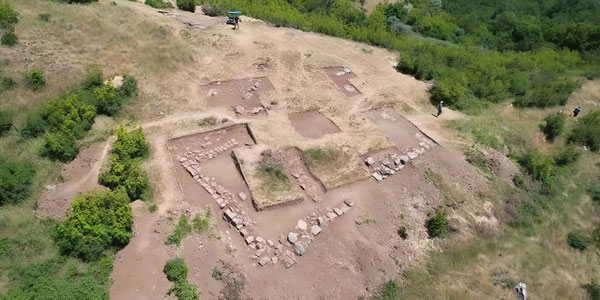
(573, 106), (581, 117)
(436, 101), (444, 117)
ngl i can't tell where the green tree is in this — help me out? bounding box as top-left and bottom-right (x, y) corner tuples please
(539, 112), (566, 142)
(53, 189), (133, 261)
(20, 113), (46, 139)
(94, 81), (123, 116)
(569, 109), (600, 151)
(0, 157), (35, 205)
(177, 0), (195, 12)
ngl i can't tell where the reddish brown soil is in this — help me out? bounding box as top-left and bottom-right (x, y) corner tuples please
(110, 200), (174, 300)
(366, 107), (438, 151)
(203, 77), (275, 112)
(36, 141), (110, 219)
(324, 66), (361, 96)
(288, 110), (340, 139)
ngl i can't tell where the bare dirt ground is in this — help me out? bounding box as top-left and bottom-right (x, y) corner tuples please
(86, 2), (498, 299)
(288, 109), (341, 139)
(36, 141), (110, 219)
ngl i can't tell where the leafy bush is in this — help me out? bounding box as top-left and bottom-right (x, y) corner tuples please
(82, 65), (103, 90)
(583, 280), (600, 300)
(53, 189), (133, 261)
(41, 132), (79, 162)
(117, 75), (138, 98)
(0, 76), (16, 92)
(568, 109), (600, 151)
(38, 13), (51, 22)
(592, 226), (600, 249)
(40, 94), (96, 138)
(201, 4), (222, 16)
(425, 209), (448, 238)
(145, 0), (170, 9)
(177, 0), (195, 12)
(516, 149), (556, 193)
(20, 113), (46, 139)
(23, 69), (45, 91)
(539, 112), (566, 142)
(0, 157), (35, 205)
(163, 258), (188, 282)
(163, 257), (199, 300)
(112, 125), (148, 159)
(0, 0), (18, 29)
(567, 230), (591, 251)
(99, 125), (149, 200)
(1, 29), (16, 46)
(397, 225), (408, 240)
(167, 280), (199, 300)
(553, 146), (579, 167)
(514, 76), (578, 108)
(166, 216), (192, 246)
(0, 109), (12, 135)
(93, 81), (123, 116)
(589, 184), (600, 202)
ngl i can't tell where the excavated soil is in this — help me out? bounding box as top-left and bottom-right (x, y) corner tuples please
(324, 66), (362, 97)
(288, 109), (341, 139)
(203, 77), (275, 114)
(106, 6), (499, 299)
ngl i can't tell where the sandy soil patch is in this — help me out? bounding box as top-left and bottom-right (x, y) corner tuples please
(36, 141), (110, 219)
(288, 109), (341, 139)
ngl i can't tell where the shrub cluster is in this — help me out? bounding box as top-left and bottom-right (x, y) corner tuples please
(0, 109), (12, 135)
(0, 0), (18, 46)
(166, 209), (212, 246)
(177, 0), (195, 12)
(99, 125), (149, 201)
(567, 230), (591, 251)
(539, 112), (566, 142)
(20, 66), (139, 162)
(0, 157), (35, 205)
(568, 109), (600, 151)
(201, 4), (222, 16)
(53, 189), (133, 261)
(202, 0), (598, 111)
(163, 258), (199, 300)
(166, 216), (192, 246)
(145, 0), (171, 9)
(0, 76), (16, 92)
(23, 69), (45, 91)
(425, 209), (448, 238)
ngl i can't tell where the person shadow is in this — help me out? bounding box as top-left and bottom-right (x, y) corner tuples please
(431, 113), (438, 118)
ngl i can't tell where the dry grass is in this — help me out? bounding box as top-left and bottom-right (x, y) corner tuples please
(302, 146), (368, 189)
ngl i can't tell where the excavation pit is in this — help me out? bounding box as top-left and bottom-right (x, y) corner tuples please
(288, 109), (341, 139)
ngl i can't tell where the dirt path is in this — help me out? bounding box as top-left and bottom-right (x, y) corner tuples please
(36, 141), (111, 219)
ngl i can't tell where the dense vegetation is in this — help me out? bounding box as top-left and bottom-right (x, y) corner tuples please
(203, 0), (599, 111)
(21, 66), (138, 162)
(539, 112), (566, 142)
(0, 157), (35, 205)
(163, 258), (199, 300)
(0, 1), (18, 46)
(99, 125), (150, 201)
(53, 189), (133, 261)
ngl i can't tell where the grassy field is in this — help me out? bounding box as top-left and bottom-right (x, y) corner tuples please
(0, 0), (193, 297)
(393, 89), (600, 299)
